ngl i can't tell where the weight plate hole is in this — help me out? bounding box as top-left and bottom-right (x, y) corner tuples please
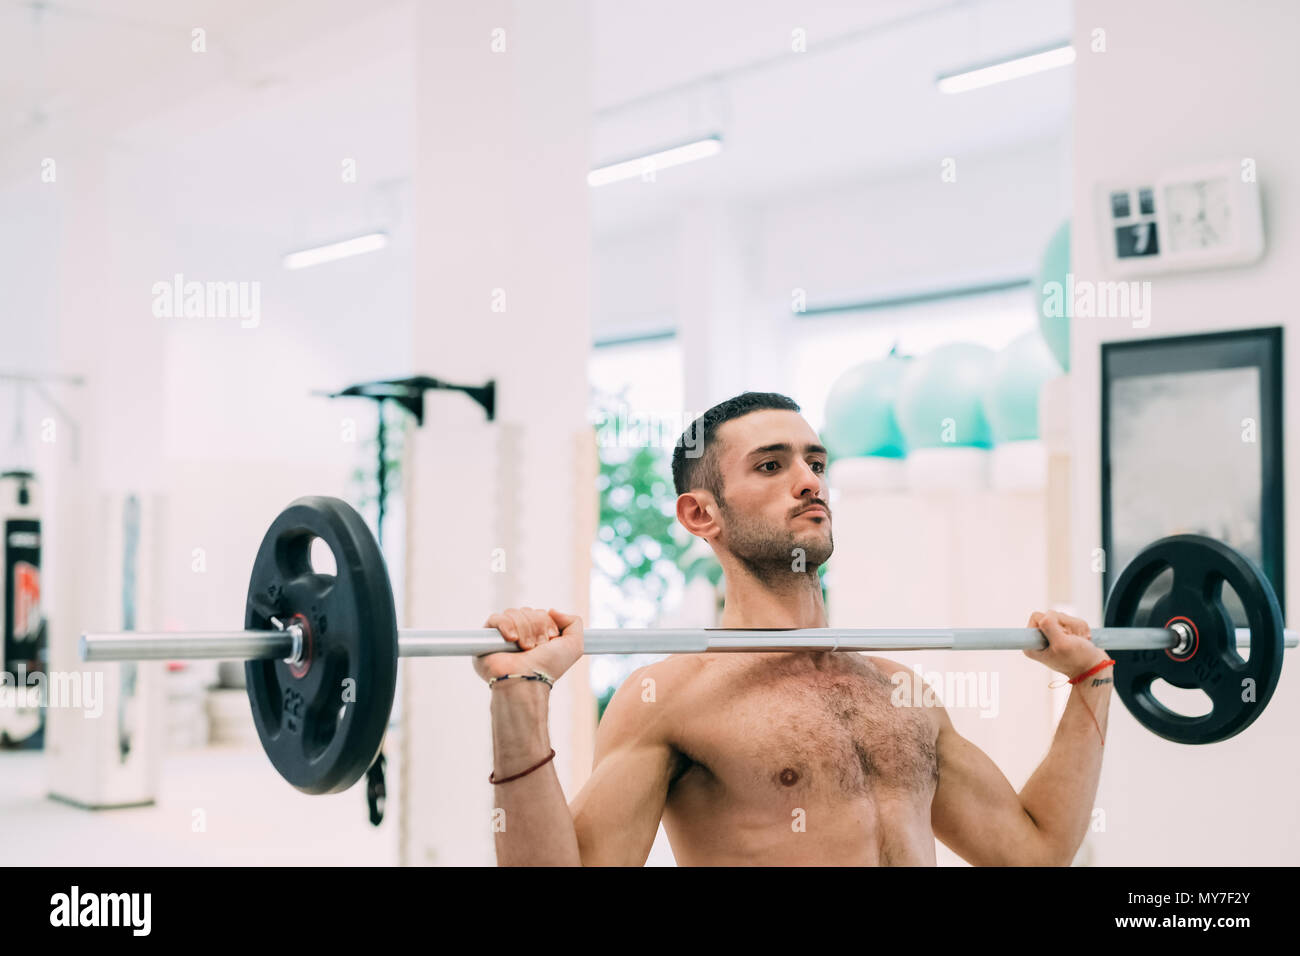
(1136, 566), (1173, 618)
(309, 536), (338, 577)
(1149, 678), (1211, 717)
(1220, 578), (1249, 664)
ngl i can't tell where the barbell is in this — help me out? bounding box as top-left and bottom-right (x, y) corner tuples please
(79, 496), (1294, 794)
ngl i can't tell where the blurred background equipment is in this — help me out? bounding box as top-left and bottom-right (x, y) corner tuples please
(0, 470), (44, 748)
(1036, 221), (1072, 372)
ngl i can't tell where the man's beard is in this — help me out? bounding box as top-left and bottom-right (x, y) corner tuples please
(718, 499), (833, 587)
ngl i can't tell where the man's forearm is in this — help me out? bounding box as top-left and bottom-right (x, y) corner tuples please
(490, 680), (582, 866)
(1019, 663), (1113, 864)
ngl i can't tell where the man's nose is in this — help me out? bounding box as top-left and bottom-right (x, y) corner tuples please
(793, 461), (823, 497)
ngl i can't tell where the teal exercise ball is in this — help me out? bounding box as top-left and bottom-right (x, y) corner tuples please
(820, 355), (909, 459)
(983, 331), (1060, 442)
(1036, 220), (1071, 372)
(895, 343), (995, 450)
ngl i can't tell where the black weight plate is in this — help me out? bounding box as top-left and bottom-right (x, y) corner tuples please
(244, 496), (397, 793)
(1103, 534), (1283, 744)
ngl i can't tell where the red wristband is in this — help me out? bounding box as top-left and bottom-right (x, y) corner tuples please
(489, 748), (556, 785)
(1068, 658), (1115, 684)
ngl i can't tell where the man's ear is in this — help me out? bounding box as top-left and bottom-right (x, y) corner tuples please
(676, 491), (719, 540)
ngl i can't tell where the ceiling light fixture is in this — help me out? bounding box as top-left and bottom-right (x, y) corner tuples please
(587, 135), (723, 187)
(283, 232), (389, 270)
(937, 43), (1075, 94)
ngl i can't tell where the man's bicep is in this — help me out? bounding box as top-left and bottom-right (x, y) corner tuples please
(930, 712), (1053, 866)
(569, 739), (674, 865)
(568, 666), (677, 866)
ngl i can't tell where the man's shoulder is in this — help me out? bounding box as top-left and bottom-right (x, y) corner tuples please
(605, 652), (727, 719)
(863, 655), (948, 733)
(862, 654), (912, 676)
(621, 652), (710, 692)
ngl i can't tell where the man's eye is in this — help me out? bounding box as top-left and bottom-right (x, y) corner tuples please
(812, 461), (826, 473)
(758, 461), (778, 472)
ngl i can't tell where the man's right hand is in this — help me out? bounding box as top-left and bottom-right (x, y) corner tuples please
(473, 607), (585, 684)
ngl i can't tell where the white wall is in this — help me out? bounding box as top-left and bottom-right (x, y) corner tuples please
(592, 134), (1070, 417)
(0, 19), (416, 637)
(594, 135), (1068, 333)
(399, 0), (595, 867)
(0, 6), (416, 863)
(591, 224), (678, 343)
(754, 137), (1071, 306)
(1070, 0), (1300, 864)
(0, 183), (61, 376)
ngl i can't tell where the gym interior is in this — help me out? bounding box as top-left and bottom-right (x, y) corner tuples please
(1, 0), (1296, 868)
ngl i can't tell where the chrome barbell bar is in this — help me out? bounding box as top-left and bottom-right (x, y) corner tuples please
(79, 625), (1300, 664)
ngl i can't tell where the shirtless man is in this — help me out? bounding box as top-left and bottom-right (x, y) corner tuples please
(475, 391), (1113, 865)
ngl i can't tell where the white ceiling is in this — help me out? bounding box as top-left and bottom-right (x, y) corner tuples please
(0, 0), (1073, 233)
(589, 0), (963, 112)
(0, 0), (406, 178)
(587, 0), (1073, 232)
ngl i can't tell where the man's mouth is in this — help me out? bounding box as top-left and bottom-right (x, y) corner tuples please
(796, 506), (829, 519)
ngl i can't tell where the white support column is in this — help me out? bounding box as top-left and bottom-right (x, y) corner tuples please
(43, 151), (167, 808)
(401, 0), (593, 866)
(678, 205), (753, 411)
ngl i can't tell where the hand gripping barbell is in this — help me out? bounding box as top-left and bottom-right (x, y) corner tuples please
(79, 497), (1294, 794)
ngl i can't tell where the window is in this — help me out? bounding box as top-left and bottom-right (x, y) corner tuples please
(587, 336), (697, 711)
(792, 284), (1038, 432)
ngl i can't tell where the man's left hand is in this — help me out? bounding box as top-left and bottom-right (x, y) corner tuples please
(1024, 609), (1108, 677)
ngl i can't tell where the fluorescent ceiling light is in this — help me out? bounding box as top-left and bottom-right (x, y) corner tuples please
(283, 232), (388, 270)
(938, 44), (1075, 94)
(587, 136), (723, 187)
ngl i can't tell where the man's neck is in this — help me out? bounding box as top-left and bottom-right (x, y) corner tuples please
(716, 568), (827, 630)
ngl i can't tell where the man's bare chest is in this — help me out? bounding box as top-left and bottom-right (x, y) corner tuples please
(669, 655), (940, 798)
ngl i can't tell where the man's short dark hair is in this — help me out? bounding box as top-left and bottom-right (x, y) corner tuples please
(671, 391), (801, 500)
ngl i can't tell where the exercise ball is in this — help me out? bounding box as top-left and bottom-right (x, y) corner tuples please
(1036, 220), (1071, 372)
(895, 343), (994, 450)
(821, 355), (909, 459)
(983, 331), (1060, 442)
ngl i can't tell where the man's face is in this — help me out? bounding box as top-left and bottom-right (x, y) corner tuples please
(711, 409), (833, 570)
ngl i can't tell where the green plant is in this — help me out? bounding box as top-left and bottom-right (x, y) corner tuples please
(595, 442), (720, 617)
(589, 389), (719, 720)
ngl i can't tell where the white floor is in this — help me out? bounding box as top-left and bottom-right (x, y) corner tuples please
(0, 744), (399, 866)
